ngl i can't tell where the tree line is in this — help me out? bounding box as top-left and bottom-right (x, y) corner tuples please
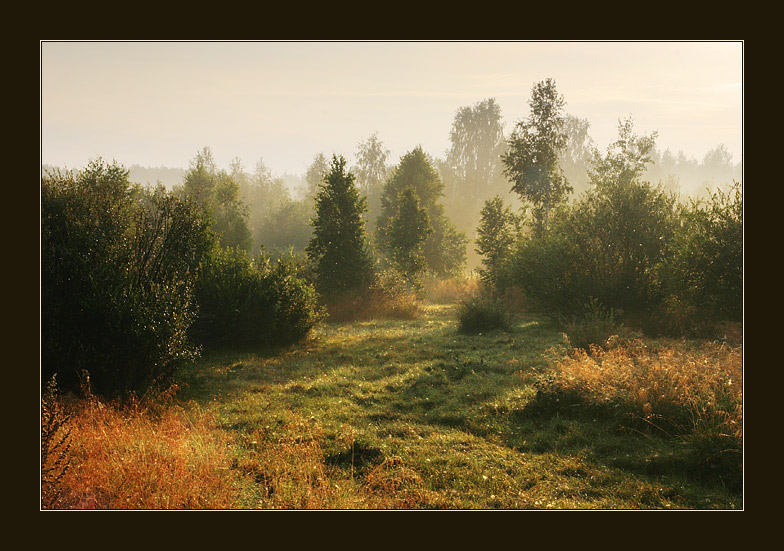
(41, 77), (742, 399)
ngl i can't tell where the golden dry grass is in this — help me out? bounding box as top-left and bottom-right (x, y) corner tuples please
(45, 398), (244, 509)
(547, 338), (742, 463)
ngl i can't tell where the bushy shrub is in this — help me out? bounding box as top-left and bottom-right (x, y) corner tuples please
(661, 181), (742, 325)
(190, 247), (324, 348)
(509, 179), (677, 321)
(457, 295), (511, 334)
(41, 161), (213, 397)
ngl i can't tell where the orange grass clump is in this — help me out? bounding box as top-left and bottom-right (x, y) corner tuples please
(548, 338), (742, 454)
(46, 399), (244, 510)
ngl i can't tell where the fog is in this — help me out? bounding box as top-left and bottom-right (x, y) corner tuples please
(41, 41), (742, 269)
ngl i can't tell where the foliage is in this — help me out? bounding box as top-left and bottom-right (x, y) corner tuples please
(507, 116), (678, 321)
(377, 146), (467, 278)
(257, 198), (313, 255)
(558, 114), (595, 196)
(191, 246), (324, 348)
(661, 181), (743, 324)
(588, 116), (658, 188)
(456, 295), (511, 334)
(41, 375), (72, 508)
(179, 147), (253, 252)
(305, 152), (330, 200)
(475, 196), (521, 292)
(502, 79), (572, 235)
(442, 98), (507, 229)
(353, 133), (391, 234)
(234, 157), (292, 255)
(560, 297), (619, 351)
(387, 186), (433, 289)
(306, 155), (376, 302)
(41, 160), (213, 396)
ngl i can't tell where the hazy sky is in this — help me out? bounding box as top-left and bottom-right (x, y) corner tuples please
(40, 41), (743, 175)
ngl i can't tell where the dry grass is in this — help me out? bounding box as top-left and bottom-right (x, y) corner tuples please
(46, 396), (247, 509)
(541, 337), (742, 481)
(423, 274), (480, 304)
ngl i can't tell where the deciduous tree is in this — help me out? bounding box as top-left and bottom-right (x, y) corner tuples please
(502, 79), (571, 236)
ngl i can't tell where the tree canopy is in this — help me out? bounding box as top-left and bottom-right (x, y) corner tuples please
(502, 79), (571, 236)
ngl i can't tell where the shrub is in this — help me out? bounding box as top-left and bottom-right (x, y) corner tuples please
(457, 295), (511, 334)
(661, 181), (742, 325)
(190, 247), (324, 348)
(561, 297), (619, 351)
(509, 179), (677, 320)
(41, 162), (213, 397)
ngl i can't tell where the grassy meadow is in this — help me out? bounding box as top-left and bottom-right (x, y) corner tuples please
(44, 299), (742, 510)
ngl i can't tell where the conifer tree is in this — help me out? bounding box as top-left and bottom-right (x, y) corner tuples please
(388, 186), (432, 290)
(377, 146), (466, 277)
(306, 155), (375, 301)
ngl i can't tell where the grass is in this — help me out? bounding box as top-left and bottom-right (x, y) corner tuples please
(44, 303), (743, 509)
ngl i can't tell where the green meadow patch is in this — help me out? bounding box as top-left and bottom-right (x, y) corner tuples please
(169, 303), (741, 509)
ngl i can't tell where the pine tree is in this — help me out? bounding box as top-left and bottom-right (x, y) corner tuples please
(388, 186), (432, 290)
(306, 155), (375, 301)
(377, 146), (466, 277)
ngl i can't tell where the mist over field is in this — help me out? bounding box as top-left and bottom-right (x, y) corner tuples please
(41, 41), (743, 510)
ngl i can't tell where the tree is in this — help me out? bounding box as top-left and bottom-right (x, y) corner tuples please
(305, 153), (330, 200)
(444, 98), (506, 209)
(237, 156), (292, 254)
(388, 186), (432, 290)
(501, 79), (571, 236)
(475, 196), (520, 292)
(377, 146), (467, 277)
(558, 114), (595, 197)
(353, 133), (391, 234)
(588, 116), (658, 189)
(306, 155), (375, 301)
(179, 147), (252, 252)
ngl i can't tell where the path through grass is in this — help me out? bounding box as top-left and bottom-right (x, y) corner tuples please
(176, 303), (741, 509)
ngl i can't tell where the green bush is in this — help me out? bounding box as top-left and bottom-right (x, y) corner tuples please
(509, 179), (677, 321)
(41, 161), (213, 397)
(560, 297), (619, 351)
(457, 295), (511, 334)
(661, 181), (742, 324)
(190, 247), (324, 348)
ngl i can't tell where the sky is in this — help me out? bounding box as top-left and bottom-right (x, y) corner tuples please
(40, 41), (743, 176)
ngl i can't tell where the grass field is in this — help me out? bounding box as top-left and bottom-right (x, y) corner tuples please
(46, 302), (742, 509)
